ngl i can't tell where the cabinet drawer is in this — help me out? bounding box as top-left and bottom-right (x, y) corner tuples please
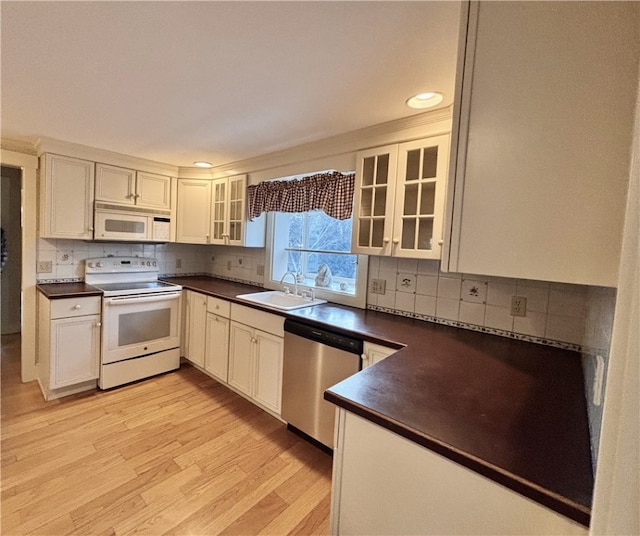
(230, 304), (284, 337)
(207, 296), (231, 318)
(51, 296), (101, 319)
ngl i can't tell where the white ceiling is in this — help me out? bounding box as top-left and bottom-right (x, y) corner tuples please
(1, 1), (461, 168)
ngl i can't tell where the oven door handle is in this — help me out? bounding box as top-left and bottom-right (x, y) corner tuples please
(104, 292), (182, 305)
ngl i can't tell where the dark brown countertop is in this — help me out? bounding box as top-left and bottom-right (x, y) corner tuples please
(44, 275), (594, 526)
(36, 282), (102, 299)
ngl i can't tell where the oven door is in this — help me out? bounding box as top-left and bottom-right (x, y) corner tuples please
(102, 291), (181, 364)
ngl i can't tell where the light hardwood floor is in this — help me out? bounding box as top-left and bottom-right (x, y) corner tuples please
(1, 334), (332, 535)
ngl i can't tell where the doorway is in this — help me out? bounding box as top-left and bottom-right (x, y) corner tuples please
(1, 165), (23, 335)
(0, 149), (38, 383)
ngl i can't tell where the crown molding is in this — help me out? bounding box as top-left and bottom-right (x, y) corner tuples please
(179, 106), (453, 179)
(1, 138), (38, 157)
(35, 137), (180, 176)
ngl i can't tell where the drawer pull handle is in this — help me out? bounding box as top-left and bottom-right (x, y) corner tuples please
(73, 305), (81, 310)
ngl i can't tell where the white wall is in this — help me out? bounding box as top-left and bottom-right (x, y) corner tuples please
(590, 67), (640, 536)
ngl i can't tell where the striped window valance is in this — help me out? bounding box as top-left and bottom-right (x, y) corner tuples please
(247, 171), (355, 221)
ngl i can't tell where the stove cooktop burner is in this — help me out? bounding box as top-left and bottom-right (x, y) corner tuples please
(94, 281), (177, 293)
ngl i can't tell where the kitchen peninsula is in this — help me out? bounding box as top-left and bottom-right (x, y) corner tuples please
(166, 276), (593, 533)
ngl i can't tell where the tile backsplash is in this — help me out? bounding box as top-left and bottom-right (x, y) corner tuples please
(367, 256), (606, 351)
(37, 240), (614, 356)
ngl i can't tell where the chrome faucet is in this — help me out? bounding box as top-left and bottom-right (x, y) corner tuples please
(280, 271), (298, 296)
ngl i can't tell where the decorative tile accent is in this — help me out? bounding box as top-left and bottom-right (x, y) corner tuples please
(461, 279), (487, 304)
(396, 273), (416, 293)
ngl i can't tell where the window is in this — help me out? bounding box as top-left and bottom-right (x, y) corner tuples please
(266, 211), (368, 308)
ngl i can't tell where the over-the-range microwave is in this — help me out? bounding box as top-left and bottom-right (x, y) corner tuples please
(94, 203), (171, 242)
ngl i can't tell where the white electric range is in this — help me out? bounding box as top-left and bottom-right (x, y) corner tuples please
(85, 257), (182, 389)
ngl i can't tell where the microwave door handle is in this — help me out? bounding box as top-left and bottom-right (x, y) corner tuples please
(105, 292), (181, 305)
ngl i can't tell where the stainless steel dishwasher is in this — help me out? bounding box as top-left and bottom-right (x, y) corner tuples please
(282, 319), (363, 451)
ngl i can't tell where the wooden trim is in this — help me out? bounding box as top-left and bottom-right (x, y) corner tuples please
(1, 149), (38, 383)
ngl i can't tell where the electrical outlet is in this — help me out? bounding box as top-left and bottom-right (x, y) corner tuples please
(256, 264), (264, 276)
(176, 258), (182, 269)
(37, 260), (53, 273)
(510, 296), (527, 317)
(238, 257), (243, 266)
(370, 279), (386, 295)
(226, 260), (232, 271)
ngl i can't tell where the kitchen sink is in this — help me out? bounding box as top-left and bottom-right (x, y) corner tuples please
(236, 290), (326, 311)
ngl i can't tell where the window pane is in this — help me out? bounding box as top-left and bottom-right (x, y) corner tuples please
(360, 189), (373, 217)
(362, 157), (375, 186)
(404, 184), (418, 216)
(423, 146), (438, 178)
(406, 149), (421, 181)
(401, 218), (416, 249)
(373, 187), (387, 216)
(375, 154), (389, 185)
(420, 183), (436, 215)
(372, 220), (384, 247)
(358, 219), (370, 247)
(418, 218), (434, 250)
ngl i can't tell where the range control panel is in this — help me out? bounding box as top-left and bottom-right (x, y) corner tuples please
(85, 256), (158, 273)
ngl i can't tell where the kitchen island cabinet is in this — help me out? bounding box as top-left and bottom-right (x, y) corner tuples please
(444, 1), (638, 287)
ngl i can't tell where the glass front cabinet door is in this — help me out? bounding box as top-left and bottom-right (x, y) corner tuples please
(352, 135), (449, 259)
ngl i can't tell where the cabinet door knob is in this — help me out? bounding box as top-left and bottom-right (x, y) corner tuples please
(392, 238), (400, 245)
(383, 237), (390, 244)
(88, 227), (94, 231)
(73, 304), (81, 309)
(96, 322), (102, 327)
(438, 239), (444, 246)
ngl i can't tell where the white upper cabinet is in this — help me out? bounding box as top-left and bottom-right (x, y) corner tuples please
(176, 179), (212, 244)
(443, 1), (639, 287)
(210, 176), (249, 246)
(176, 174), (265, 246)
(352, 135), (450, 259)
(96, 163), (171, 210)
(135, 171), (172, 209)
(40, 153), (95, 240)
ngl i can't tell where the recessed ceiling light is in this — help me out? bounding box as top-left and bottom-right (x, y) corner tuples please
(406, 92), (444, 109)
(193, 161), (213, 168)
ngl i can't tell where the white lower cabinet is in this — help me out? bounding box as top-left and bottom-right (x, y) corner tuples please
(182, 294), (283, 416)
(361, 341), (397, 368)
(331, 409), (587, 536)
(204, 297), (231, 382)
(229, 304), (284, 416)
(37, 294), (101, 400)
(184, 290), (207, 368)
